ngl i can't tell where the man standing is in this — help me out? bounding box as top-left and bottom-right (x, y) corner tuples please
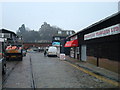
(44, 49), (47, 56)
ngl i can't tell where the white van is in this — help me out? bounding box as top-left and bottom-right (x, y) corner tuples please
(47, 46), (57, 57)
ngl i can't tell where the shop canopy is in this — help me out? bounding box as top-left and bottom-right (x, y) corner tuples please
(64, 39), (78, 47)
(52, 42), (60, 46)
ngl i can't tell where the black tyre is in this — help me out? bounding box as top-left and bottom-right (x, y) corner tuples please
(2, 64), (6, 75)
(19, 57), (23, 61)
(6, 58), (9, 61)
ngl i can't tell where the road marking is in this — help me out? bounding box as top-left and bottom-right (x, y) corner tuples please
(64, 61), (120, 87)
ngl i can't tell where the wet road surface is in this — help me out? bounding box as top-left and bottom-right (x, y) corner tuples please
(3, 52), (117, 88)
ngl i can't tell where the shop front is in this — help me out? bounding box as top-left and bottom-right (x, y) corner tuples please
(84, 24), (120, 73)
(78, 12), (120, 73)
(64, 35), (79, 59)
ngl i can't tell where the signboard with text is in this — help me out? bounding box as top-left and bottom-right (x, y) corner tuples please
(84, 24), (120, 40)
(70, 35), (77, 41)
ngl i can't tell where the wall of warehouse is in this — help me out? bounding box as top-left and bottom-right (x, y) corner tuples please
(78, 12), (120, 73)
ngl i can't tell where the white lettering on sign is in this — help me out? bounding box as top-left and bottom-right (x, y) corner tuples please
(84, 24), (120, 40)
(71, 35), (77, 41)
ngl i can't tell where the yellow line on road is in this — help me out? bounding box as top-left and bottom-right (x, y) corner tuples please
(64, 61), (120, 87)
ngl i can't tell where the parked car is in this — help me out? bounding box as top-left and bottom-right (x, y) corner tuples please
(47, 46), (57, 57)
(5, 45), (23, 61)
(27, 48), (36, 53)
(31, 47), (38, 52)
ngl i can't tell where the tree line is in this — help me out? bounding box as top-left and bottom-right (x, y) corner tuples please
(16, 22), (64, 43)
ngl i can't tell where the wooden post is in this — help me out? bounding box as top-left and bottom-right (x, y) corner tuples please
(97, 57), (99, 67)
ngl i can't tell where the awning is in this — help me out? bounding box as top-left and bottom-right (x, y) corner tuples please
(52, 42), (60, 46)
(64, 39), (78, 47)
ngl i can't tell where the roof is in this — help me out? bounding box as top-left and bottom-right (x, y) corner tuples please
(66, 11), (120, 39)
(0, 29), (17, 36)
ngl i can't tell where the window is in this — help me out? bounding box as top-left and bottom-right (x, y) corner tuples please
(70, 31), (73, 35)
(4, 33), (10, 38)
(54, 37), (60, 40)
(66, 31), (69, 35)
(58, 31), (62, 34)
(77, 47), (79, 54)
(0, 33), (10, 38)
(0, 33), (4, 38)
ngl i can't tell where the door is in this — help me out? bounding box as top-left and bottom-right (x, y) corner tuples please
(81, 45), (87, 61)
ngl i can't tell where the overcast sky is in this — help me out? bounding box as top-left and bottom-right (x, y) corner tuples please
(1, 1), (119, 32)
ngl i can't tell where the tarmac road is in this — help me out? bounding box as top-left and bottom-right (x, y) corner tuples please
(3, 52), (117, 88)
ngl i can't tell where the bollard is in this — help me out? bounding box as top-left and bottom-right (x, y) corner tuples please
(97, 57), (99, 67)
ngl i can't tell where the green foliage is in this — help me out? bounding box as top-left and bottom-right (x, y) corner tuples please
(39, 22), (60, 41)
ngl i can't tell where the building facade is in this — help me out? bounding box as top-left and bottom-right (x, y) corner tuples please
(0, 29), (20, 44)
(52, 30), (75, 56)
(64, 12), (120, 73)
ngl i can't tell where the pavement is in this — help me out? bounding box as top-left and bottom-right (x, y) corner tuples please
(65, 55), (120, 86)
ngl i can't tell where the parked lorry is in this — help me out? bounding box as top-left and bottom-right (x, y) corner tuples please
(5, 43), (23, 61)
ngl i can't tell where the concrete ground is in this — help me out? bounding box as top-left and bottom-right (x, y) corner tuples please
(65, 56), (120, 87)
(2, 52), (119, 88)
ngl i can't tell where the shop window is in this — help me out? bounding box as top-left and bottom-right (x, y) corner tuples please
(58, 31), (62, 34)
(70, 31), (73, 35)
(54, 37), (60, 40)
(70, 48), (74, 58)
(77, 47), (79, 54)
(66, 31), (69, 35)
